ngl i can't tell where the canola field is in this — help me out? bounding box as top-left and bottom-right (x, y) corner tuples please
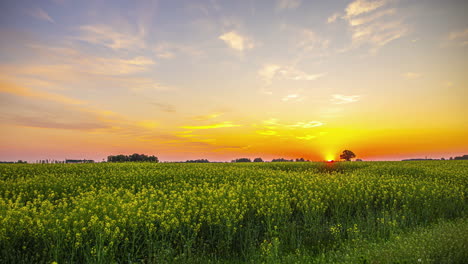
(0, 161), (467, 263)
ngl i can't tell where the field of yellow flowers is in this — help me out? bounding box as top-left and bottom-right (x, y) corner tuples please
(0, 161), (467, 263)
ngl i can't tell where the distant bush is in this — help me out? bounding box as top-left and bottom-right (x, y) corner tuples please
(186, 159), (210, 163)
(107, 153), (158, 162)
(271, 158), (293, 162)
(232, 158), (251, 162)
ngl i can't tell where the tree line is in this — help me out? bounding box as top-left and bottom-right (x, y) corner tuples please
(107, 154), (159, 163)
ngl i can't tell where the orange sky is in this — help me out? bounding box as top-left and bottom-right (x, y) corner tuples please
(1, 0), (467, 162)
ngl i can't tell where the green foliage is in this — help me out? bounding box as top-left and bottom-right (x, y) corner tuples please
(0, 161), (466, 263)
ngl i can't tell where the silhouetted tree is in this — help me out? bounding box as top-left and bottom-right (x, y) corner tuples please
(271, 158), (293, 162)
(253, 158), (264, 162)
(454, 155), (468, 160)
(107, 154), (158, 163)
(295, 158), (305, 162)
(340, 150), (356, 161)
(186, 159), (209, 163)
(232, 158), (251, 162)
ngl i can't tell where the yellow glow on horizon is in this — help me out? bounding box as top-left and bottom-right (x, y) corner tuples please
(325, 154), (335, 161)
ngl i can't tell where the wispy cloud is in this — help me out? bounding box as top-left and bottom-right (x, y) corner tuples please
(76, 24), (144, 50)
(256, 130), (278, 136)
(345, 0), (387, 18)
(447, 28), (468, 46)
(181, 121), (241, 130)
(258, 64), (325, 87)
(276, 0), (301, 11)
(27, 8), (55, 23)
(0, 80), (85, 105)
(154, 43), (203, 59)
(26, 45), (155, 76)
(150, 102), (176, 113)
(192, 112), (224, 121)
(403, 72), (421, 79)
(327, 13), (341, 23)
(288, 121), (323, 128)
(282, 94), (300, 101)
(255, 118), (324, 139)
(334, 0), (408, 52)
(331, 94), (360, 104)
(219, 31), (255, 51)
(296, 135), (317, 140)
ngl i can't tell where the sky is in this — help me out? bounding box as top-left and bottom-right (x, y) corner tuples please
(0, 0), (467, 162)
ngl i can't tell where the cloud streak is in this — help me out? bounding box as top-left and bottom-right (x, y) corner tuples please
(331, 94), (360, 104)
(334, 0), (408, 52)
(181, 121), (241, 130)
(258, 64), (325, 87)
(76, 24), (145, 50)
(27, 8), (55, 23)
(447, 28), (468, 46)
(219, 31), (255, 51)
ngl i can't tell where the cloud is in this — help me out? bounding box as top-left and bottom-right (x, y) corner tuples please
(192, 112), (223, 121)
(331, 94), (360, 104)
(403, 72), (421, 79)
(296, 29), (330, 52)
(24, 45), (155, 76)
(76, 24), (144, 50)
(276, 0), (301, 10)
(327, 13), (341, 23)
(289, 121), (323, 128)
(296, 135), (317, 140)
(447, 28), (468, 46)
(219, 31), (254, 51)
(335, 0), (408, 52)
(154, 43), (203, 59)
(258, 64), (281, 86)
(27, 8), (55, 23)
(282, 94), (300, 101)
(348, 8), (396, 26)
(256, 130), (278, 136)
(150, 102), (176, 113)
(255, 118), (324, 139)
(258, 64), (325, 86)
(181, 121), (241, 129)
(0, 83), (109, 131)
(0, 80), (85, 105)
(345, 0), (387, 18)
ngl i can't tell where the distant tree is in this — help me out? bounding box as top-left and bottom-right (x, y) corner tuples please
(295, 158), (305, 162)
(449, 157), (453, 160)
(340, 150), (356, 161)
(232, 158), (251, 162)
(107, 154), (158, 163)
(441, 157), (445, 160)
(454, 155), (468, 160)
(186, 159), (210, 163)
(271, 158), (293, 162)
(253, 158), (264, 162)
(355, 159), (363, 161)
